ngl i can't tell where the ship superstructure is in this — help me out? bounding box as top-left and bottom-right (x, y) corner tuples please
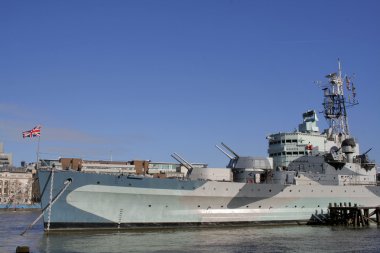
(268, 110), (329, 169)
(36, 61), (380, 230)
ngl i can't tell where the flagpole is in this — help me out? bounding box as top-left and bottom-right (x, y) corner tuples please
(36, 135), (40, 170)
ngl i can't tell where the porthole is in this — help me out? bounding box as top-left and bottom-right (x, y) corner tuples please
(289, 190), (292, 192)
(221, 205), (224, 208)
(246, 205), (249, 208)
(198, 205), (200, 208)
(269, 189), (272, 192)
(97, 181), (100, 184)
(259, 206), (261, 208)
(148, 205), (151, 207)
(294, 205), (297, 208)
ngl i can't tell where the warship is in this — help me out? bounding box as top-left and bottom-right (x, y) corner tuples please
(36, 61), (379, 230)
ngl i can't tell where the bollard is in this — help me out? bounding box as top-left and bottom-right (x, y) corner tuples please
(16, 246), (30, 253)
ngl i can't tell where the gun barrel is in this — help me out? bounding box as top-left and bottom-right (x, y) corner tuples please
(215, 145), (234, 159)
(171, 153), (193, 170)
(221, 142), (240, 158)
(362, 148), (372, 156)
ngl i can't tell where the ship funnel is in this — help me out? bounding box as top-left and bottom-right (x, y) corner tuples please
(171, 153), (193, 177)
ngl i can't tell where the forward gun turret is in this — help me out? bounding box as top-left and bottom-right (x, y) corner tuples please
(216, 142), (272, 183)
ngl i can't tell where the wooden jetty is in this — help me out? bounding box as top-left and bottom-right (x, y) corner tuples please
(328, 202), (380, 227)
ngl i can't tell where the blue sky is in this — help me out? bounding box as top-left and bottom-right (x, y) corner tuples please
(1, 0), (379, 167)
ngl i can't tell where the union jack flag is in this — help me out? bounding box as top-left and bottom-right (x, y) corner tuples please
(22, 125), (42, 138)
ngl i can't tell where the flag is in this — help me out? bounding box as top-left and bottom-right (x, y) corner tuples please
(22, 125), (41, 138)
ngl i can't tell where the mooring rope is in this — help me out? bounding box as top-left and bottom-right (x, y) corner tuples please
(46, 168), (55, 231)
(20, 178), (72, 236)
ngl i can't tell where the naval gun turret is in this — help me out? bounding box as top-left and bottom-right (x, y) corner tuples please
(171, 153), (194, 178)
(216, 142), (272, 183)
(355, 148), (376, 171)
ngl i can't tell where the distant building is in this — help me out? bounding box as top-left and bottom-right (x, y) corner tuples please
(39, 158), (138, 174)
(38, 158), (208, 178)
(0, 142), (12, 167)
(0, 168), (34, 205)
(148, 162), (179, 174)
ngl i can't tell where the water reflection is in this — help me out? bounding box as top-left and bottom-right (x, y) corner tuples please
(1, 211), (379, 253)
(36, 226), (380, 253)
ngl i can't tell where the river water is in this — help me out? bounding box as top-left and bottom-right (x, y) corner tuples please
(1, 210), (379, 253)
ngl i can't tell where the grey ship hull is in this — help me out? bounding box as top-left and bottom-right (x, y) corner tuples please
(38, 170), (380, 230)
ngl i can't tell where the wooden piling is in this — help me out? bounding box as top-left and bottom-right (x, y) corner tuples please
(327, 203), (380, 227)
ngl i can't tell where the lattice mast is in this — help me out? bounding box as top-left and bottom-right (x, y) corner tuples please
(321, 60), (357, 141)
